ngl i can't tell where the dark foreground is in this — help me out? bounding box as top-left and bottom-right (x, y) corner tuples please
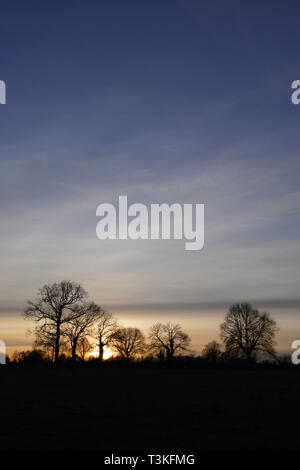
(0, 367), (299, 450)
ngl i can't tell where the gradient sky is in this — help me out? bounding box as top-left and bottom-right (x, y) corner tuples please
(0, 0), (300, 355)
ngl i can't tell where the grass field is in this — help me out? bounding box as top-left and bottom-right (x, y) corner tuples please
(0, 367), (299, 450)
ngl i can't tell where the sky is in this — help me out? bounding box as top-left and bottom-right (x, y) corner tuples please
(0, 0), (300, 355)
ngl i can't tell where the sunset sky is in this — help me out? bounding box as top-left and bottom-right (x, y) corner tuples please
(0, 0), (300, 356)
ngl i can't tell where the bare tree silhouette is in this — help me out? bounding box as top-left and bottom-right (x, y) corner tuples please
(92, 310), (118, 361)
(62, 302), (101, 361)
(24, 280), (87, 362)
(77, 337), (93, 360)
(202, 340), (222, 364)
(220, 302), (278, 363)
(110, 327), (146, 359)
(149, 322), (190, 362)
(33, 323), (63, 361)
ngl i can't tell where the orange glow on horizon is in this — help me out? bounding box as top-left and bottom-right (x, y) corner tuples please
(87, 346), (114, 360)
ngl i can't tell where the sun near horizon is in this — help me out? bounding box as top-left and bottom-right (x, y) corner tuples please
(87, 346), (114, 360)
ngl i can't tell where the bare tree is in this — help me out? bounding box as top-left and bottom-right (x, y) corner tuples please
(149, 322), (190, 362)
(220, 303), (278, 363)
(62, 302), (101, 361)
(33, 323), (60, 361)
(110, 327), (146, 360)
(24, 280), (88, 362)
(77, 337), (93, 360)
(92, 311), (118, 361)
(202, 340), (222, 364)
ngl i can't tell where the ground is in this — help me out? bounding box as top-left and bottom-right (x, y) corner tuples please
(0, 367), (299, 450)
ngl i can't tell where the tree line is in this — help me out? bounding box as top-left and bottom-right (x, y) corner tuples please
(20, 280), (279, 366)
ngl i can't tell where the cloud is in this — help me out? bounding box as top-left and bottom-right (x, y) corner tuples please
(0, 148), (299, 314)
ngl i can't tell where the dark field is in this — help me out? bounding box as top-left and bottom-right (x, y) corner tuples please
(0, 367), (299, 450)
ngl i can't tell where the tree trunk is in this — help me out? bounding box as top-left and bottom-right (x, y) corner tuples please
(166, 347), (173, 366)
(72, 340), (77, 362)
(245, 350), (256, 365)
(99, 342), (104, 361)
(55, 322), (61, 363)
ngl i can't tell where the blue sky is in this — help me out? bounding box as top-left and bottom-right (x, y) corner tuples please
(0, 0), (300, 353)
